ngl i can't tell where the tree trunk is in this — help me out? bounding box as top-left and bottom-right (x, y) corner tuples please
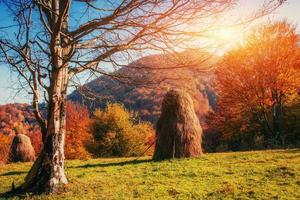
(273, 103), (283, 145)
(15, 66), (69, 194)
(5, 0), (73, 194)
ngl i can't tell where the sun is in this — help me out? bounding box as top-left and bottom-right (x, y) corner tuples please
(185, 25), (248, 55)
(215, 28), (237, 41)
(208, 26), (247, 54)
(212, 27), (242, 42)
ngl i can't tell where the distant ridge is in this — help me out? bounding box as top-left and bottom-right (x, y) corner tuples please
(69, 50), (218, 124)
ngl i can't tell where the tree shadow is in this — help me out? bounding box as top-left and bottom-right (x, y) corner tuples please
(72, 158), (152, 169)
(0, 171), (27, 177)
(283, 148), (300, 154)
(0, 190), (27, 199)
(0, 181), (28, 199)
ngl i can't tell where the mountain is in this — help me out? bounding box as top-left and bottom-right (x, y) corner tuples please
(69, 50), (218, 124)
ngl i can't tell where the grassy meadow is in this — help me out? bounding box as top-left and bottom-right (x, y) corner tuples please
(0, 149), (299, 199)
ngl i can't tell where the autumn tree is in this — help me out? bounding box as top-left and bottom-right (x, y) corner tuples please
(211, 21), (300, 148)
(90, 103), (154, 157)
(0, 0), (284, 194)
(0, 134), (11, 164)
(65, 101), (91, 160)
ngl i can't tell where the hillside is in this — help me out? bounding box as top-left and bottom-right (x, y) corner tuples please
(69, 50), (218, 124)
(1, 149), (299, 199)
(0, 104), (42, 157)
(0, 103), (38, 136)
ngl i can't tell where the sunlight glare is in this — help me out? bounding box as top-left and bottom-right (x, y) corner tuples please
(209, 26), (247, 55)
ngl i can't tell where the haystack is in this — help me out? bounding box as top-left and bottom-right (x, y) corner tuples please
(8, 134), (36, 163)
(153, 90), (203, 161)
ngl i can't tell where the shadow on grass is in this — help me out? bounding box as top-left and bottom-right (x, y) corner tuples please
(0, 191), (27, 199)
(0, 171), (27, 177)
(72, 159), (152, 169)
(283, 148), (300, 154)
(0, 182), (27, 199)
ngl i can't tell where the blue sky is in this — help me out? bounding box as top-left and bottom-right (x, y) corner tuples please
(0, 0), (299, 105)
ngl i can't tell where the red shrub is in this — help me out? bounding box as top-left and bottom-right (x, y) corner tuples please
(0, 134), (12, 164)
(65, 101), (92, 160)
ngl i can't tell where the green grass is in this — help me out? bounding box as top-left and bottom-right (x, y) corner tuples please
(0, 149), (299, 199)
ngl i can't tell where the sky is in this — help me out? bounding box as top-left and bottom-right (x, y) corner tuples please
(0, 0), (299, 105)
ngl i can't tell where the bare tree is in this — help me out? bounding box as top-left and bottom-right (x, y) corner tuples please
(0, 0), (284, 194)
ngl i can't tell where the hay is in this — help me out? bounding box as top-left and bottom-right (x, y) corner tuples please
(153, 90), (203, 161)
(8, 134), (36, 163)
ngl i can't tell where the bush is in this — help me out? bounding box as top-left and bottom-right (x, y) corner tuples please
(89, 103), (154, 157)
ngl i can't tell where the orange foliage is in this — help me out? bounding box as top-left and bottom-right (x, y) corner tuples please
(0, 102), (92, 161)
(28, 127), (42, 155)
(0, 104), (42, 157)
(0, 134), (12, 164)
(208, 21), (300, 149)
(65, 101), (92, 160)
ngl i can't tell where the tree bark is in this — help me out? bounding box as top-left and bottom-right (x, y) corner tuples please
(15, 67), (69, 193)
